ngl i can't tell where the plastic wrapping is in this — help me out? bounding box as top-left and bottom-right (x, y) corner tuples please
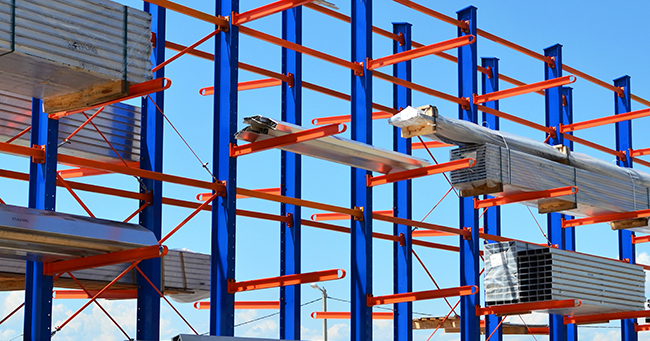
(0, 0), (152, 100)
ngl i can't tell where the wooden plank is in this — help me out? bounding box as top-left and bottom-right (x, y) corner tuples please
(460, 183), (503, 197)
(538, 198), (577, 214)
(611, 217), (649, 230)
(43, 80), (130, 113)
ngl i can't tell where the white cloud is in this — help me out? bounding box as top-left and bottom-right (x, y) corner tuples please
(326, 323), (349, 341)
(591, 330), (620, 341)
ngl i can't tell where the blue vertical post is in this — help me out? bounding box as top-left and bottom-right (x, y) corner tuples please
(481, 57), (502, 341)
(614, 75), (637, 341)
(280, 5), (302, 340)
(137, 3), (165, 340)
(351, 0), (372, 339)
(211, 0), (238, 336)
(392, 22), (412, 341)
(457, 6), (479, 341)
(544, 44), (568, 341)
(25, 99), (57, 341)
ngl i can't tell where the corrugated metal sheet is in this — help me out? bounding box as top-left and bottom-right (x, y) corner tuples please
(0, 90), (140, 162)
(0, 0), (151, 99)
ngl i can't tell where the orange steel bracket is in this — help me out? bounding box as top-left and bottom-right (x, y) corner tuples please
(632, 234), (650, 244)
(367, 285), (477, 306)
(564, 310), (650, 325)
(636, 323), (650, 332)
(310, 210), (392, 221)
(144, 0), (229, 29)
(311, 111), (394, 125)
(473, 75), (576, 104)
(311, 311), (393, 320)
(562, 207), (650, 228)
(230, 123), (346, 157)
(367, 158), (475, 187)
(474, 186), (578, 209)
(228, 269), (345, 293)
(412, 141), (454, 149)
(50, 78), (171, 119)
(43, 245), (167, 276)
(476, 299), (581, 316)
(560, 108), (650, 133)
(367, 35), (475, 70)
(54, 289), (137, 300)
(233, 0), (314, 25)
(631, 147), (650, 157)
(194, 301), (281, 310)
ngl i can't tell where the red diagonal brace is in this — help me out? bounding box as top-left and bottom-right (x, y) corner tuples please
(476, 299), (581, 316)
(473, 75), (576, 104)
(562, 207), (650, 228)
(474, 186), (578, 209)
(368, 35), (475, 70)
(228, 269), (345, 293)
(564, 309), (650, 325)
(43, 245), (167, 276)
(230, 123), (346, 157)
(234, 0), (314, 25)
(50, 78), (171, 118)
(367, 285), (477, 306)
(367, 158), (475, 187)
(560, 108), (650, 133)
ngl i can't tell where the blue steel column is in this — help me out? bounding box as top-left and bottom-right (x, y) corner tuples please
(544, 44), (568, 341)
(614, 75), (637, 341)
(211, 0), (238, 335)
(457, 6), (479, 341)
(25, 98), (57, 341)
(392, 22), (412, 341)
(137, 3), (165, 339)
(481, 57), (501, 341)
(351, 0), (372, 339)
(280, 5), (302, 340)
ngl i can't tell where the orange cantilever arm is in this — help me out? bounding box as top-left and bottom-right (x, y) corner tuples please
(474, 186), (578, 209)
(412, 141), (454, 150)
(43, 245), (168, 276)
(413, 227), (484, 237)
(230, 123), (346, 157)
(50, 78), (171, 119)
(194, 301), (281, 310)
(200, 78), (284, 95)
(311, 112), (394, 126)
(310, 210), (392, 221)
(234, 0), (313, 25)
(367, 158), (475, 187)
(564, 309), (650, 325)
(473, 75), (576, 104)
(197, 187), (281, 201)
(476, 299), (581, 316)
(560, 108), (650, 133)
(631, 147), (650, 157)
(368, 35), (475, 70)
(367, 285), (477, 306)
(633, 234), (650, 244)
(54, 289), (137, 300)
(310, 312), (393, 320)
(228, 269), (345, 293)
(636, 324), (650, 332)
(562, 207), (650, 228)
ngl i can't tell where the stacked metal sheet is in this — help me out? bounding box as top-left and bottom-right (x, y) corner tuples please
(0, 90), (141, 163)
(485, 241), (645, 315)
(0, 0), (152, 104)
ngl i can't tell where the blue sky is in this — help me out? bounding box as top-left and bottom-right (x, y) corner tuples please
(2, 0), (650, 340)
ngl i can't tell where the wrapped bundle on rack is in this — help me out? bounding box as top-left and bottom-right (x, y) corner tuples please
(0, 0), (152, 112)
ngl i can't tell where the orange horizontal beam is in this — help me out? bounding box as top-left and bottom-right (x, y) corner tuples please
(527, 327), (550, 335)
(633, 234), (650, 244)
(200, 78), (283, 95)
(311, 112), (394, 126)
(194, 301), (280, 310)
(144, 0), (229, 28)
(228, 269), (345, 293)
(238, 187), (363, 219)
(563, 65), (625, 97)
(636, 323), (650, 332)
(198, 187), (282, 200)
(413, 227), (484, 237)
(239, 209), (293, 225)
(476, 28), (554, 66)
(302, 81), (397, 114)
(412, 141), (454, 149)
(310, 210), (392, 221)
(311, 312), (393, 320)
(373, 70), (468, 106)
(50, 78), (171, 118)
(564, 309), (650, 325)
(476, 299), (581, 316)
(476, 105), (555, 134)
(633, 157), (650, 169)
(44, 245), (168, 276)
(58, 162), (140, 179)
(234, 0), (312, 25)
(372, 213), (470, 238)
(562, 207), (650, 228)
(561, 134), (627, 161)
(474, 186), (578, 209)
(474, 76), (575, 104)
(0, 141), (45, 160)
(239, 26), (363, 74)
(560, 108), (650, 133)
(230, 123), (345, 157)
(54, 289), (137, 300)
(391, 0), (468, 30)
(368, 286), (477, 306)
(367, 158), (475, 187)
(631, 147), (650, 157)
(368, 35), (475, 70)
